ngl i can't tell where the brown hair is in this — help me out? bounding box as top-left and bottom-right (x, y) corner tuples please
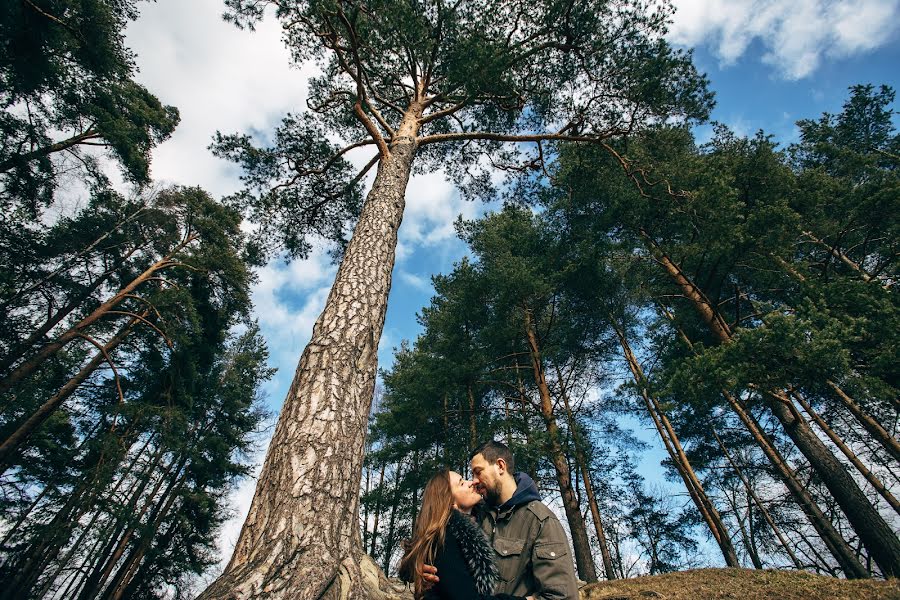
(470, 439), (515, 472)
(398, 469), (454, 599)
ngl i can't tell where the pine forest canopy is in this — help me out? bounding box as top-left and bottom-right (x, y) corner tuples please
(367, 83), (899, 583)
(200, 0), (712, 597)
(0, 0), (898, 598)
(0, 2), (272, 599)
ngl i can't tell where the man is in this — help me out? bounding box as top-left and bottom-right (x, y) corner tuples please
(426, 441), (580, 600)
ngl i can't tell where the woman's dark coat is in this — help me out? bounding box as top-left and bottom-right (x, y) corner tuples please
(425, 509), (524, 600)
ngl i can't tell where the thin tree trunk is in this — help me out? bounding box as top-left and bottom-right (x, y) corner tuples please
(467, 382), (477, 451)
(766, 393), (900, 576)
(102, 472), (187, 600)
(76, 454), (183, 600)
(613, 321), (740, 568)
(0, 315), (140, 470)
(381, 463), (406, 575)
(0, 242), (190, 396)
(660, 305), (868, 577)
(724, 486), (762, 569)
(198, 103), (424, 600)
(791, 391), (900, 514)
(649, 237), (893, 577)
(556, 364), (616, 580)
(523, 308), (598, 583)
(825, 380), (900, 462)
(368, 460), (387, 557)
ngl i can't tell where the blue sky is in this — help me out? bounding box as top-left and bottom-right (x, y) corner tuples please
(122, 0), (900, 573)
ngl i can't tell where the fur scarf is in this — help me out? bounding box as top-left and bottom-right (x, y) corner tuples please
(447, 509), (499, 595)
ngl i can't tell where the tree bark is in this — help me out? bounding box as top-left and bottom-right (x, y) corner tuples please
(198, 110), (423, 598)
(523, 308), (598, 583)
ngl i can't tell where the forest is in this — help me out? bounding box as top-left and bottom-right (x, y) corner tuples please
(0, 1), (897, 599)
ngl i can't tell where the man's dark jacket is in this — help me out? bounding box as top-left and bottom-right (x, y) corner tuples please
(475, 473), (579, 600)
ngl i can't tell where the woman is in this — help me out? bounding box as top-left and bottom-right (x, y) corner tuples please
(399, 469), (529, 600)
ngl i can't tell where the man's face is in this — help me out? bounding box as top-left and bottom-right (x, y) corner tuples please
(470, 453), (503, 507)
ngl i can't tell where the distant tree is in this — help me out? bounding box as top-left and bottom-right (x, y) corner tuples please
(624, 476), (698, 575)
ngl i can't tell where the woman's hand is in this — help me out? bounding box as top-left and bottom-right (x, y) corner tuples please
(421, 564), (439, 589)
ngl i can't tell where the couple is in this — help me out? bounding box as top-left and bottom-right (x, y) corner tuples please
(399, 441), (579, 600)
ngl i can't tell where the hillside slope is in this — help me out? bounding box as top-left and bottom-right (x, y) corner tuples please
(580, 568), (900, 600)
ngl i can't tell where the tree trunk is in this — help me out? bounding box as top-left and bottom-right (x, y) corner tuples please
(198, 110), (423, 598)
(102, 472), (187, 600)
(767, 394), (900, 576)
(382, 461), (406, 575)
(0, 259), (121, 377)
(825, 380), (900, 462)
(523, 308), (598, 583)
(660, 305), (868, 577)
(0, 242), (190, 397)
(467, 382), (478, 451)
(368, 460), (387, 557)
(76, 453), (184, 600)
(791, 391), (900, 514)
(648, 237), (890, 577)
(556, 364), (616, 580)
(724, 486), (762, 569)
(612, 321), (740, 568)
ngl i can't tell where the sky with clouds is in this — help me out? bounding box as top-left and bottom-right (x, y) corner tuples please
(121, 0), (900, 576)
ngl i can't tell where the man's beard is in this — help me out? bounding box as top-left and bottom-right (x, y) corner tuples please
(483, 480), (503, 507)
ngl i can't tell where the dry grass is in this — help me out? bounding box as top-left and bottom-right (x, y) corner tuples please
(580, 568), (900, 600)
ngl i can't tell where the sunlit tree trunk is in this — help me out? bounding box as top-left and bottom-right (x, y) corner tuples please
(791, 391), (900, 514)
(612, 321), (739, 567)
(659, 306), (868, 578)
(199, 104), (425, 598)
(712, 428), (804, 570)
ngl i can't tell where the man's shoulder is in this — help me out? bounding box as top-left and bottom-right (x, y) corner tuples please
(516, 499), (555, 522)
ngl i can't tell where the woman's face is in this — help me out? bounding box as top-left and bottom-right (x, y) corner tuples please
(449, 471), (482, 511)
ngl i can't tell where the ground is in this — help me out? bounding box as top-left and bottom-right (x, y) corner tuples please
(580, 568), (900, 600)
(383, 567), (899, 599)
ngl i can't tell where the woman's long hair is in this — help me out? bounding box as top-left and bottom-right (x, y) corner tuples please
(398, 469), (454, 599)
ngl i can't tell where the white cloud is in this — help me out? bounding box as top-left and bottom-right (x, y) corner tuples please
(669, 0), (900, 79)
(125, 0), (314, 198)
